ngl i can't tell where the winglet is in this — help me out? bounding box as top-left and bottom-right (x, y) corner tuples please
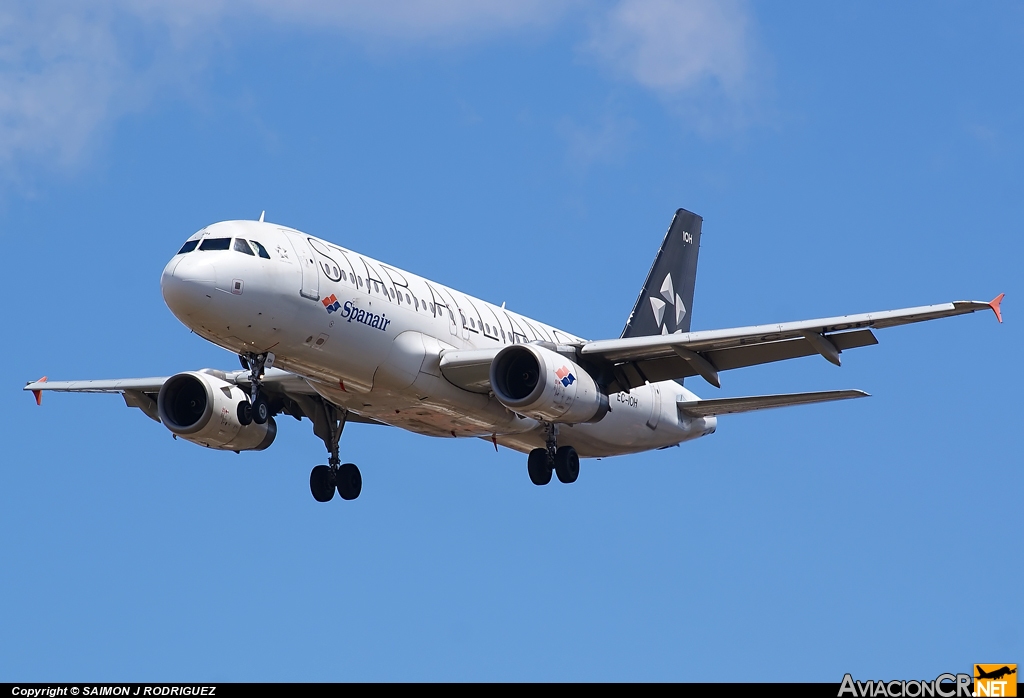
(988, 293), (1004, 323)
(31, 376), (47, 405)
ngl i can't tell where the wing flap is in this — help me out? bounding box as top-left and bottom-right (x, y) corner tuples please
(123, 390), (160, 422)
(602, 330), (878, 391)
(677, 389), (869, 418)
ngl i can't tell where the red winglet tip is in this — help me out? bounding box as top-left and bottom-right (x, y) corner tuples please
(989, 293), (1004, 323)
(32, 376), (47, 405)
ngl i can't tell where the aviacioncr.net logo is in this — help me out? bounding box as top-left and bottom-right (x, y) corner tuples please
(839, 673), (974, 698)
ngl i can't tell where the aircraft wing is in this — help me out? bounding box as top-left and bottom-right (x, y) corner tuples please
(24, 369), (383, 425)
(677, 389), (868, 418)
(581, 296), (1003, 392)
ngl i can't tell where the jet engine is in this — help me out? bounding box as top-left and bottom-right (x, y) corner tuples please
(490, 344), (609, 423)
(157, 371), (276, 451)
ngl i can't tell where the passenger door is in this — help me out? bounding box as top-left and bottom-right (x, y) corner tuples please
(282, 230), (320, 301)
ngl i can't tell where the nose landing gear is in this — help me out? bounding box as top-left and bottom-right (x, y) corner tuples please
(239, 352), (274, 425)
(527, 423), (580, 486)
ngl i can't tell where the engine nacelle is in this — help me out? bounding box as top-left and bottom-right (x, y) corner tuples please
(157, 371), (276, 451)
(490, 344), (609, 424)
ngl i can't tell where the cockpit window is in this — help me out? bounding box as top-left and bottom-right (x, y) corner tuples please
(233, 238), (255, 256)
(249, 240), (271, 259)
(199, 238), (231, 251)
(177, 240), (199, 254)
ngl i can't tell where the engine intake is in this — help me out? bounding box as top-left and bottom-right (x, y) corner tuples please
(158, 371), (276, 451)
(490, 344), (608, 424)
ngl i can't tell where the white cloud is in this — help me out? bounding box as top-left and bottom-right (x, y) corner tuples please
(0, 4), (124, 175)
(0, 1), (571, 180)
(120, 0), (572, 41)
(585, 0), (759, 132)
(0, 0), (760, 182)
(587, 0), (752, 94)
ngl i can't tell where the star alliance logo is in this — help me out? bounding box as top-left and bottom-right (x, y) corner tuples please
(649, 272), (686, 335)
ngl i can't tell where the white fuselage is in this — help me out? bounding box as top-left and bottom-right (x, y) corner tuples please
(160, 220), (716, 457)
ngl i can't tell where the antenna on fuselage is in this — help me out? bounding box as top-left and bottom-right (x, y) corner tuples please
(259, 210), (265, 223)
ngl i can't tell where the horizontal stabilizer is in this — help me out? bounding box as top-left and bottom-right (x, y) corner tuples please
(677, 389), (869, 418)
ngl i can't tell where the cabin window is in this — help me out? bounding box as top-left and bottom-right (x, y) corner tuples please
(249, 240), (271, 259)
(501, 329), (506, 341)
(388, 287), (394, 299)
(199, 237), (231, 251)
(429, 303), (435, 314)
(405, 293), (411, 305)
(233, 238), (255, 256)
(177, 240), (199, 254)
(341, 270), (347, 281)
(357, 276), (363, 287)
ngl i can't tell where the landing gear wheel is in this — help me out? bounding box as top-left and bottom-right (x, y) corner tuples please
(237, 401), (252, 426)
(310, 465), (335, 502)
(336, 462), (362, 500)
(528, 448), (553, 486)
(554, 446), (580, 484)
(252, 395), (269, 425)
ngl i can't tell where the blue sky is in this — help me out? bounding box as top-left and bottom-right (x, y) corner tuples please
(1, 0), (1020, 682)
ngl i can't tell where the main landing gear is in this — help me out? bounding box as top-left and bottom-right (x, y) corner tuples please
(236, 354), (361, 503)
(307, 399), (362, 503)
(237, 352), (273, 426)
(528, 423), (580, 486)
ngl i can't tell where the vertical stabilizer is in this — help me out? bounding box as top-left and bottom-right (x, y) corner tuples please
(621, 208), (703, 338)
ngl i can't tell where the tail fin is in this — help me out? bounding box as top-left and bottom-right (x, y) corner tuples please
(621, 208), (703, 338)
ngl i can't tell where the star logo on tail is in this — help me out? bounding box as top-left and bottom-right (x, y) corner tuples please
(649, 273), (686, 334)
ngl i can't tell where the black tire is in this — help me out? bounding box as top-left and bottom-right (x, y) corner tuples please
(252, 395), (269, 424)
(527, 448), (552, 486)
(310, 465), (335, 502)
(237, 401), (252, 426)
(554, 446), (580, 484)
(336, 463), (362, 501)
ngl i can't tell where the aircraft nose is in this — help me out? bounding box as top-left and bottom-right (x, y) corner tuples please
(161, 255), (215, 319)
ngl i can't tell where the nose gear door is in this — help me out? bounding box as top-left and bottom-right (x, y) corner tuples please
(282, 230), (320, 301)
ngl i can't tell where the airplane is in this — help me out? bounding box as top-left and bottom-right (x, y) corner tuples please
(24, 208), (1004, 502)
(976, 666), (1016, 681)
